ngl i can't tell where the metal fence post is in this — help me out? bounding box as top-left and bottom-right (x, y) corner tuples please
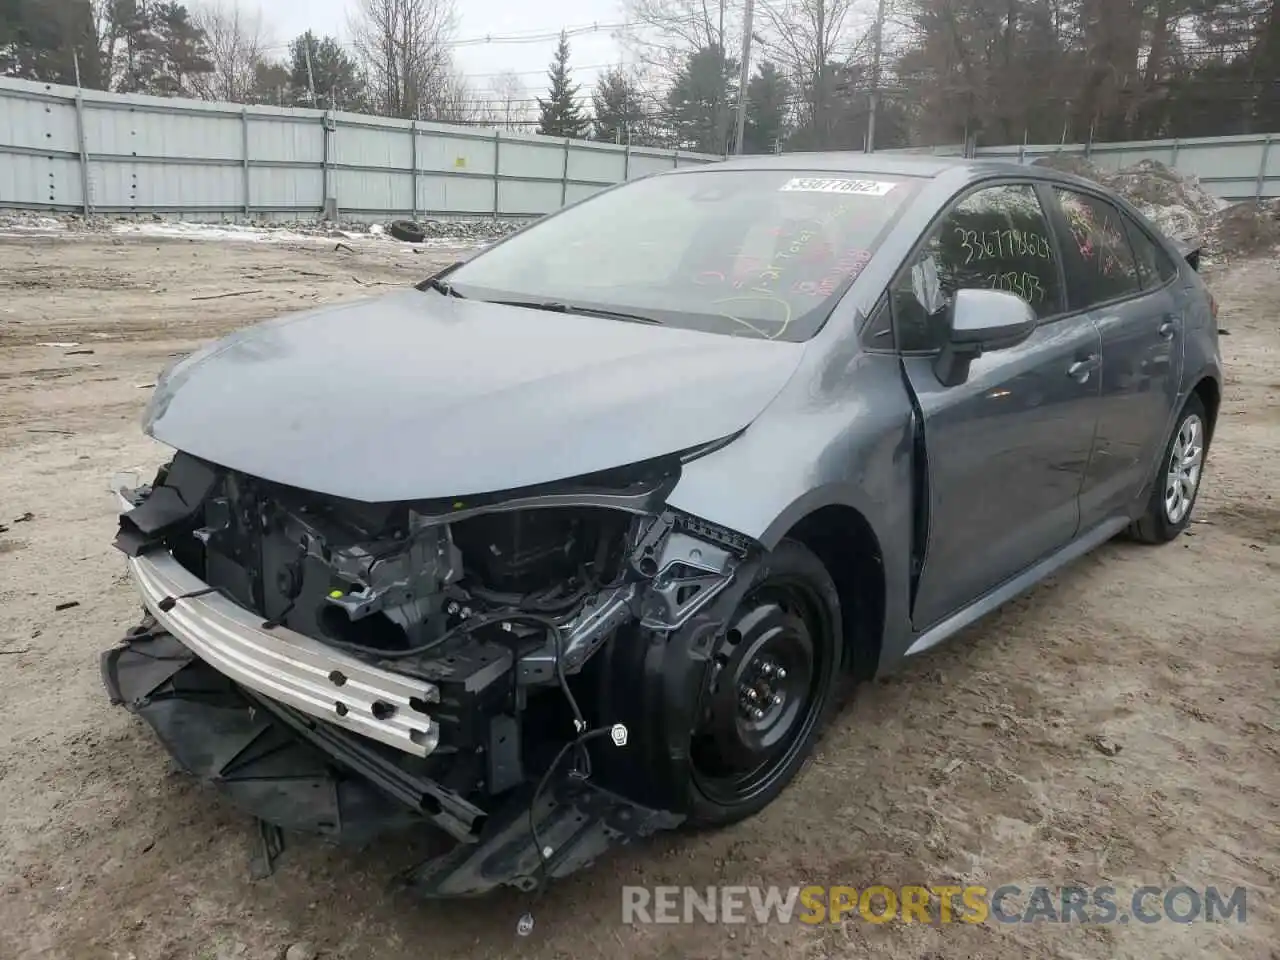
(241, 106), (251, 217)
(673, 149), (680, 168)
(561, 138), (570, 207)
(73, 89), (90, 216)
(493, 131), (501, 217)
(321, 109), (331, 218)
(410, 119), (418, 220)
(1257, 135), (1273, 201)
(623, 143), (631, 181)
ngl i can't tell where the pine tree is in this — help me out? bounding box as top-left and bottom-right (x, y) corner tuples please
(591, 66), (647, 143)
(743, 61), (791, 153)
(536, 30), (588, 139)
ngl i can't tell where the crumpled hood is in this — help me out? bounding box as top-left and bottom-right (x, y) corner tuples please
(144, 288), (805, 501)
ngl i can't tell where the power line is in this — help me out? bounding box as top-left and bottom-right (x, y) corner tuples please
(257, 20), (627, 56)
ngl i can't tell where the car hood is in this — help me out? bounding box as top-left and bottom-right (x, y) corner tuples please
(144, 288), (806, 502)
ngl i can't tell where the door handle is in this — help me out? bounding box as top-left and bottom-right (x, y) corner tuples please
(1158, 317), (1178, 339)
(1067, 355), (1100, 381)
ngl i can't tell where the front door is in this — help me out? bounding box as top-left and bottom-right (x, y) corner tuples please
(891, 181), (1102, 631)
(1045, 187), (1186, 525)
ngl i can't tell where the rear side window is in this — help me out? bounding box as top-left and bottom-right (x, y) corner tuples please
(891, 183), (1064, 352)
(1052, 188), (1142, 308)
(1123, 214), (1179, 288)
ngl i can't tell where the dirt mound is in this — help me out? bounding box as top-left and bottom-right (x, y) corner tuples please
(1206, 198), (1280, 258)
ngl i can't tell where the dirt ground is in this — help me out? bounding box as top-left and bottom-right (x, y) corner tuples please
(0, 235), (1277, 960)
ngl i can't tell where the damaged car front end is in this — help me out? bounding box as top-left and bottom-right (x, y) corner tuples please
(103, 442), (803, 896)
(99, 162), (915, 897)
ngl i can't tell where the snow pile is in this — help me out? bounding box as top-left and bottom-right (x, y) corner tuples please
(110, 220), (327, 244)
(1031, 154), (1221, 243)
(1028, 153), (1280, 259)
(0, 209), (524, 247)
(1107, 159), (1222, 233)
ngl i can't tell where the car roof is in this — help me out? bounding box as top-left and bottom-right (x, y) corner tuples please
(677, 151), (1081, 186)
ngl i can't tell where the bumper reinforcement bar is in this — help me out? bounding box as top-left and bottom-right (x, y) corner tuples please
(115, 484), (440, 757)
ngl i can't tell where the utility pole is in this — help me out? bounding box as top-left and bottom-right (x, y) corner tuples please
(866, 0), (887, 153)
(304, 33), (317, 107)
(734, 0), (755, 154)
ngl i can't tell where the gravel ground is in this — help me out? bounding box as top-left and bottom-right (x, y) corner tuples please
(0, 236), (1277, 960)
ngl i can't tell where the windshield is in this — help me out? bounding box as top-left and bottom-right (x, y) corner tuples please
(442, 167), (921, 341)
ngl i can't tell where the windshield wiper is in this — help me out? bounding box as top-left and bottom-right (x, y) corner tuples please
(426, 277), (464, 298)
(484, 299), (663, 325)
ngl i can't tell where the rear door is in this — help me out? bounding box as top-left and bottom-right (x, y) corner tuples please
(1045, 187), (1185, 527)
(892, 181), (1103, 631)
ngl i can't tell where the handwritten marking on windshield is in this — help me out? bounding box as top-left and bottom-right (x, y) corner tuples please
(713, 294), (794, 340)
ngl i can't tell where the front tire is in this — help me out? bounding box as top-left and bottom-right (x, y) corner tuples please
(589, 539), (844, 828)
(684, 539), (844, 826)
(1131, 394), (1208, 543)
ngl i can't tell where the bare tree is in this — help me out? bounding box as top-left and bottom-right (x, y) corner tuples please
(758, 0), (866, 142)
(433, 70), (488, 123)
(349, 0), (459, 119)
(623, 0), (737, 77)
(189, 1), (272, 102)
(486, 69), (533, 129)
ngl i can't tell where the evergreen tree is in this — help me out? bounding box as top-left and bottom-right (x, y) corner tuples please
(288, 32), (363, 109)
(743, 61), (791, 153)
(591, 66), (647, 143)
(0, 0), (103, 87)
(666, 44), (737, 154)
(536, 30), (588, 138)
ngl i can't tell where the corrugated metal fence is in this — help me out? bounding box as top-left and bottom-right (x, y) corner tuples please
(0, 76), (720, 222)
(974, 134), (1279, 202)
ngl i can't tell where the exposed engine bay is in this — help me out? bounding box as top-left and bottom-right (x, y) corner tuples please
(103, 449), (759, 896)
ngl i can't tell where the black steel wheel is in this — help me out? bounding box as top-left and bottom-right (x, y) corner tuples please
(686, 539), (843, 824)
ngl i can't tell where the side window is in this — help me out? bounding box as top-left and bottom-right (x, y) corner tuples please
(1123, 213), (1179, 288)
(892, 183), (1063, 352)
(1052, 189), (1143, 308)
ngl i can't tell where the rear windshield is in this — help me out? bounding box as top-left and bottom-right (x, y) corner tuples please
(443, 168), (921, 341)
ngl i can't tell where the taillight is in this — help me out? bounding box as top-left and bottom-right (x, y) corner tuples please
(1209, 292), (1219, 322)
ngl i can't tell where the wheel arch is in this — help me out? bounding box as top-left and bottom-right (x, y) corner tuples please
(780, 503), (886, 682)
(1191, 375), (1221, 446)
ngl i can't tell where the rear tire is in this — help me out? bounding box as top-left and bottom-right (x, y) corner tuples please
(1130, 394), (1208, 544)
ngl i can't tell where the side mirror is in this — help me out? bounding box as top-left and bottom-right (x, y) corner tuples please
(934, 288), (1037, 387)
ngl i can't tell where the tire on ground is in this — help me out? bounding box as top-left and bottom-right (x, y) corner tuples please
(388, 219), (426, 243)
(1130, 392), (1209, 544)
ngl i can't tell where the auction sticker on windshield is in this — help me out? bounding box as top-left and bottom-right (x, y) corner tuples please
(780, 178), (898, 196)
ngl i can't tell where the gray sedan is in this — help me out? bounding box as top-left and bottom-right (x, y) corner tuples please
(102, 153), (1222, 897)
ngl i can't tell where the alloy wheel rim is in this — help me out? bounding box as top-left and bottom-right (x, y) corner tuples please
(1165, 413), (1204, 525)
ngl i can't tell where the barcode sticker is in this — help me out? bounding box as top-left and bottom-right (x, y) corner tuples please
(779, 178), (898, 196)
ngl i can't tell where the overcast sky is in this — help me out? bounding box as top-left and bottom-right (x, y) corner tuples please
(265, 0), (628, 99)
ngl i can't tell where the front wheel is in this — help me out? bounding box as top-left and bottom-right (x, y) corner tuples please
(589, 539), (844, 828)
(1130, 394), (1208, 543)
(685, 539), (844, 826)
